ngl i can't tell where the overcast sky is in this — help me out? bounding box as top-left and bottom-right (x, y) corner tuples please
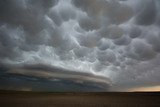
(0, 0), (160, 91)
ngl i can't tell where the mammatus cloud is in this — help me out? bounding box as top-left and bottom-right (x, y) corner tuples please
(0, 0), (160, 91)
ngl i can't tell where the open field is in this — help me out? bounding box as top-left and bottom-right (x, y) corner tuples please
(0, 90), (160, 107)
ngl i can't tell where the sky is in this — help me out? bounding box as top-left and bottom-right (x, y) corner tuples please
(0, 0), (160, 91)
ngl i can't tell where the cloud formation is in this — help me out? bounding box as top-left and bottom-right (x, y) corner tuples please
(0, 0), (160, 91)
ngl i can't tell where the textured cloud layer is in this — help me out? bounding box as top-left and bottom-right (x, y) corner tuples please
(0, 0), (160, 90)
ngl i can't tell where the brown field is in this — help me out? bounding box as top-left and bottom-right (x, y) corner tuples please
(0, 90), (160, 107)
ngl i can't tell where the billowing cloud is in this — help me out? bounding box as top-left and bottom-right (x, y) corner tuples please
(0, 0), (160, 91)
(135, 0), (157, 25)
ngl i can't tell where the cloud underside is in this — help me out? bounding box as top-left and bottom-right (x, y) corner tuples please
(0, 64), (111, 91)
(0, 0), (160, 91)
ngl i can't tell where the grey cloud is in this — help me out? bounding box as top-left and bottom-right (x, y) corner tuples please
(131, 39), (157, 60)
(1, 64), (111, 91)
(72, 0), (133, 24)
(78, 16), (101, 31)
(135, 0), (157, 25)
(128, 26), (141, 38)
(0, 0), (160, 91)
(48, 9), (63, 26)
(59, 7), (76, 21)
(107, 25), (124, 39)
(0, 25), (25, 60)
(114, 35), (131, 45)
(124, 39), (157, 61)
(97, 49), (116, 63)
(77, 31), (101, 48)
(145, 27), (160, 52)
(107, 1), (133, 24)
(72, 0), (108, 16)
(97, 39), (111, 51)
(113, 55), (160, 90)
(74, 47), (91, 58)
(97, 25), (124, 39)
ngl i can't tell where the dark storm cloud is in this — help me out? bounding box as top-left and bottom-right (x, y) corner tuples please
(0, 64), (111, 91)
(135, 0), (157, 25)
(0, 0), (160, 91)
(0, 0), (58, 34)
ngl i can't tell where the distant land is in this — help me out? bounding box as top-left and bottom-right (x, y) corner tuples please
(0, 90), (160, 107)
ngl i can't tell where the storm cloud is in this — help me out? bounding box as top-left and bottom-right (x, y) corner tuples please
(0, 0), (160, 91)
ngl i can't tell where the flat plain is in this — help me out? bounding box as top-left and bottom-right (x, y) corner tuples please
(0, 90), (160, 107)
